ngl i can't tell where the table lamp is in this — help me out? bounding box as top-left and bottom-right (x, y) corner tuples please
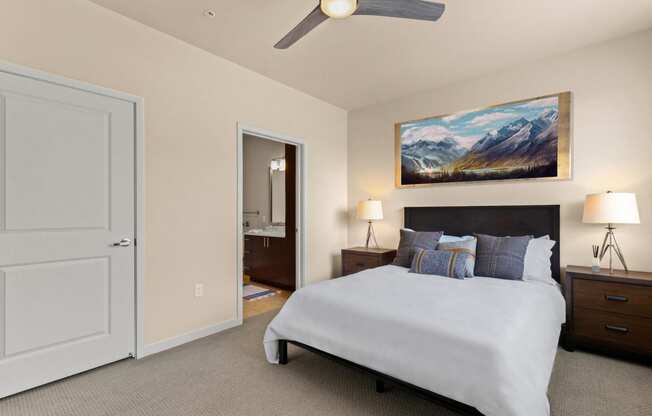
(583, 191), (640, 273)
(357, 199), (383, 249)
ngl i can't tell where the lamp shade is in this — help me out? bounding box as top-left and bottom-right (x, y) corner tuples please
(583, 192), (640, 224)
(357, 200), (383, 221)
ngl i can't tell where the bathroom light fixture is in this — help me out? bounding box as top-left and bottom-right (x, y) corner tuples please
(320, 0), (358, 19)
(270, 158), (286, 172)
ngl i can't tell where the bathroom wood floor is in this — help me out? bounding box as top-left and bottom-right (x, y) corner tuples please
(243, 282), (292, 320)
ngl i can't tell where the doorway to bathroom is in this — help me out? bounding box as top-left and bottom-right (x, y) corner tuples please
(236, 125), (305, 322)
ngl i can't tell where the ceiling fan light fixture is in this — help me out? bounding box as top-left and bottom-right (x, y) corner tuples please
(320, 0), (358, 19)
(275, 0), (445, 49)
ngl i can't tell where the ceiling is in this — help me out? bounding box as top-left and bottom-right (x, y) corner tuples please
(90, 0), (652, 110)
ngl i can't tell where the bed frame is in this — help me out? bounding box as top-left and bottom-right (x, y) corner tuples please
(278, 205), (561, 415)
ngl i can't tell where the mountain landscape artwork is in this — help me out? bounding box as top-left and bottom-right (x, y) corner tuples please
(396, 92), (571, 186)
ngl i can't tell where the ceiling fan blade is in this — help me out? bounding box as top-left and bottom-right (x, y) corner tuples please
(275, 5), (330, 49)
(354, 0), (445, 22)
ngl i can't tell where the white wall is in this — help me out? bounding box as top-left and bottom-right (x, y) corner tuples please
(0, 0), (348, 346)
(2, 0), (650, 351)
(348, 30), (652, 273)
(243, 134), (285, 228)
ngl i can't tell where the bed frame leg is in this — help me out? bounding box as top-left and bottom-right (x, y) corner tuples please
(375, 379), (385, 393)
(279, 340), (288, 365)
(562, 338), (576, 352)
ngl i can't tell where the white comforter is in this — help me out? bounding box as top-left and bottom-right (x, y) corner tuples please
(264, 265), (565, 416)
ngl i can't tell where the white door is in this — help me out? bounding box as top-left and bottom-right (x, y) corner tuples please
(0, 70), (136, 398)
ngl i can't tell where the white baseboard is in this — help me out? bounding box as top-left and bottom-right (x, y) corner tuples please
(139, 318), (242, 358)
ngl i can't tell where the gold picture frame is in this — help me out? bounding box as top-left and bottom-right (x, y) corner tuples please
(395, 92), (571, 188)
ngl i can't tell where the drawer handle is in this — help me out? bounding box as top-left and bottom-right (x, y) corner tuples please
(605, 295), (628, 302)
(356, 263), (365, 267)
(605, 324), (629, 334)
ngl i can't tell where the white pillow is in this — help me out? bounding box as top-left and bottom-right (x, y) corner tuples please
(523, 236), (556, 283)
(439, 235), (463, 243)
(439, 234), (474, 243)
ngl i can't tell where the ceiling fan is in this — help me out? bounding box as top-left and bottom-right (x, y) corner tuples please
(275, 0), (446, 49)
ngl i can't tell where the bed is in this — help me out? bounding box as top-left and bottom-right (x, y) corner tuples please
(263, 205), (565, 416)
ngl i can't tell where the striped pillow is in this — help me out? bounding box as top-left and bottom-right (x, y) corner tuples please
(409, 248), (470, 279)
(437, 237), (477, 277)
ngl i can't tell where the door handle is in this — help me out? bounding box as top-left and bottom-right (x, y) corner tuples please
(112, 238), (132, 247)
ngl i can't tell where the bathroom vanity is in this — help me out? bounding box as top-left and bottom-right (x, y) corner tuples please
(244, 228), (293, 290)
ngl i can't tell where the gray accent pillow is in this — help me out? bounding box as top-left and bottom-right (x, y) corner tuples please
(409, 248), (469, 279)
(437, 237), (477, 277)
(474, 234), (532, 280)
(392, 229), (443, 267)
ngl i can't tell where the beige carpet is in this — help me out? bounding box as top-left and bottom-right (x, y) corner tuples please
(1, 311), (651, 416)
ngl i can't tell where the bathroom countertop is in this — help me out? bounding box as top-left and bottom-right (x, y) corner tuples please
(244, 228), (286, 238)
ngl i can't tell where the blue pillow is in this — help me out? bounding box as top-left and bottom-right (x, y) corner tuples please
(392, 229), (443, 267)
(474, 234), (532, 280)
(409, 248), (470, 279)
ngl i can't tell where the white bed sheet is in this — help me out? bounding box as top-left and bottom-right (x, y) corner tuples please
(264, 265), (565, 416)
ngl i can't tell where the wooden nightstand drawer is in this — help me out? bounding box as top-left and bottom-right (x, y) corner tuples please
(574, 278), (652, 319)
(343, 254), (381, 275)
(573, 307), (652, 354)
(341, 247), (396, 276)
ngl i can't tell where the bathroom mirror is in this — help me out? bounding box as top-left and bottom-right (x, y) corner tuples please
(270, 158), (286, 224)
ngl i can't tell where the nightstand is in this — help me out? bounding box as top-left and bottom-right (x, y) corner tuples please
(341, 247), (396, 276)
(563, 265), (652, 359)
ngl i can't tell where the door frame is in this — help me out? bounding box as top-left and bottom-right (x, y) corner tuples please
(0, 61), (146, 359)
(236, 124), (306, 322)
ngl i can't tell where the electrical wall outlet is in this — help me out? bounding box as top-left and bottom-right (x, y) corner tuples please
(194, 283), (204, 297)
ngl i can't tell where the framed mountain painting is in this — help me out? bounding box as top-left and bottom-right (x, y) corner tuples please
(395, 92), (571, 187)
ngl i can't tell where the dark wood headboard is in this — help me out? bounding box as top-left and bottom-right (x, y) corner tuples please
(404, 205), (560, 281)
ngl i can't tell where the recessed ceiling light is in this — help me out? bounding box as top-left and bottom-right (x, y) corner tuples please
(203, 10), (216, 18)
